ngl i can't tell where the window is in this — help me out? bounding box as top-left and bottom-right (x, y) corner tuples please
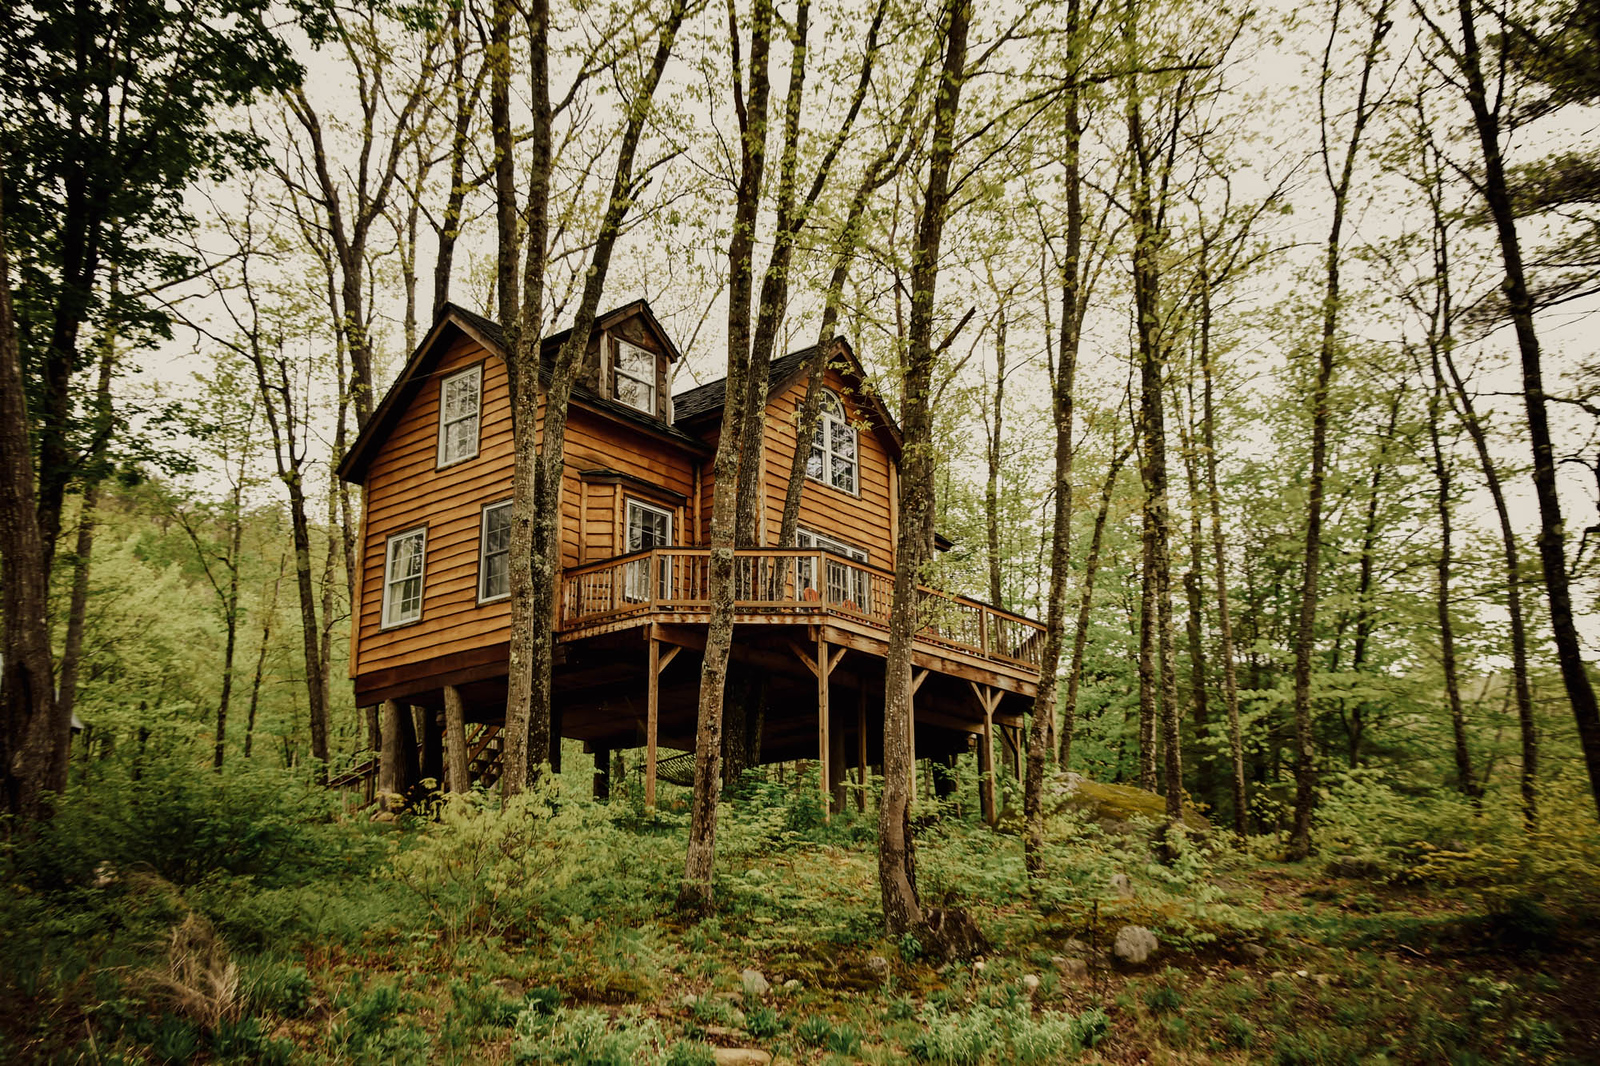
(797, 528), (870, 608)
(478, 501), (512, 602)
(613, 340), (656, 415)
(437, 365), (482, 467)
(382, 527), (427, 627)
(806, 390), (857, 494)
(624, 498), (673, 601)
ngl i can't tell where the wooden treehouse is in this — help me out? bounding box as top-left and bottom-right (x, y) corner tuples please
(337, 301), (1044, 818)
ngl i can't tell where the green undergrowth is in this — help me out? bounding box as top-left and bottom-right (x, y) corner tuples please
(2, 748), (1596, 1064)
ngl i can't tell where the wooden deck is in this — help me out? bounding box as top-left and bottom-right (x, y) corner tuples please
(558, 547), (1045, 676)
(554, 548), (1044, 819)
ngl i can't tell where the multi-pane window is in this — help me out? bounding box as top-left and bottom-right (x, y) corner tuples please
(613, 340), (656, 415)
(478, 501), (512, 602)
(437, 365), (482, 466)
(382, 527), (426, 627)
(797, 528), (869, 607)
(806, 390), (857, 494)
(624, 498), (673, 601)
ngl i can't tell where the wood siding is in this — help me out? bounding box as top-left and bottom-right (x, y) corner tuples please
(355, 329), (698, 682)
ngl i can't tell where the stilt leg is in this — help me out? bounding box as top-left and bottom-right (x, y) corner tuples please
(444, 685), (468, 794)
(646, 637), (659, 810)
(379, 699), (401, 809)
(594, 746), (610, 800)
(818, 634), (831, 822)
(856, 682), (868, 812)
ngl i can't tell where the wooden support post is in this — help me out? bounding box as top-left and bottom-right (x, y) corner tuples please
(397, 704), (422, 798)
(550, 704), (563, 774)
(646, 636), (660, 809)
(817, 632), (831, 820)
(420, 706), (444, 789)
(443, 686), (469, 794)
(379, 699), (402, 808)
(593, 746), (610, 800)
(856, 682), (869, 812)
(971, 682), (1001, 826)
(909, 668), (928, 803)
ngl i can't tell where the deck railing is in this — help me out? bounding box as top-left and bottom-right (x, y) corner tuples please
(558, 547), (1046, 669)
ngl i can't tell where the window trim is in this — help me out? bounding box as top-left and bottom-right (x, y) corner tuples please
(805, 389), (860, 498)
(612, 338), (657, 417)
(624, 496), (674, 552)
(477, 500), (513, 604)
(436, 363), (484, 470)
(380, 525), (428, 630)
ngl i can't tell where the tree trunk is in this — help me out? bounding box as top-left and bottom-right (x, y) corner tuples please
(680, 0), (777, 913)
(0, 186), (63, 820)
(1179, 381), (1216, 812)
(985, 310), (1006, 608)
(500, 0), (553, 793)
(1198, 328), (1248, 833)
(1425, 354), (1479, 798)
(1024, 0), (1085, 876)
(881, 0), (970, 937)
(1061, 444), (1131, 767)
(1451, 0), (1600, 822)
(1286, 0), (1390, 860)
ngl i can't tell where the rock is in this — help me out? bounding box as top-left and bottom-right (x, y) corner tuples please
(371, 810), (398, 824)
(1108, 873), (1135, 899)
(705, 1025), (746, 1039)
(1270, 971), (1287, 980)
(1241, 942), (1267, 961)
(1112, 925), (1159, 965)
(712, 1051), (771, 1066)
(1314, 974), (1333, 988)
(1324, 855), (1386, 880)
(781, 979), (802, 992)
(492, 978), (526, 999)
(867, 955), (891, 978)
(1022, 974), (1041, 995)
(1054, 957), (1088, 980)
(1053, 772), (1211, 834)
(973, 960), (986, 973)
(680, 994), (700, 1010)
(1062, 938), (1089, 955)
(740, 969), (770, 998)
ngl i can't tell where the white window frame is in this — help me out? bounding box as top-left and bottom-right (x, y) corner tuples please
(806, 389), (859, 496)
(613, 339), (657, 416)
(624, 498), (674, 602)
(381, 526), (427, 629)
(478, 500), (512, 604)
(436, 364), (483, 468)
(797, 527), (869, 607)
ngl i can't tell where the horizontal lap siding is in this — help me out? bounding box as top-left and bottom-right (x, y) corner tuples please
(357, 330), (701, 684)
(360, 337), (516, 676)
(761, 368), (895, 564)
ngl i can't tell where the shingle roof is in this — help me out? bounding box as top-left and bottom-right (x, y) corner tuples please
(672, 345), (820, 422)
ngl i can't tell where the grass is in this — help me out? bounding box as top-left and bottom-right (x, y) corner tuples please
(1, 757), (1596, 1064)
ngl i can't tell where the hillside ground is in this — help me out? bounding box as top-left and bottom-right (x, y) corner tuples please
(3, 750), (1597, 1065)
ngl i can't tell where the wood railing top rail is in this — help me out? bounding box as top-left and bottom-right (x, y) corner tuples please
(557, 547), (1045, 667)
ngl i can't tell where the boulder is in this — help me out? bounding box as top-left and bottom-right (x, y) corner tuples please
(867, 955), (891, 978)
(781, 979), (802, 992)
(1062, 938), (1089, 955)
(1054, 957), (1089, 980)
(1108, 873), (1135, 899)
(712, 1051), (771, 1066)
(1112, 925), (1159, 965)
(1022, 974), (1041, 995)
(740, 969), (770, 998)
(1240, 942), (1267, 961)
(1052, 773), (1210, 833)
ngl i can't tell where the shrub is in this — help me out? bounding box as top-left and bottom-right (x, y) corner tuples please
(512, 1006), (666, 1065)
(906, 1005), (1002, 1065)
(795, 1014), (835, 1047)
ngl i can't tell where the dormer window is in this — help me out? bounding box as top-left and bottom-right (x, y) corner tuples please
(807, 389), (857, 494)
(437, 364), (482, 467)
(613, 339), (656, 416)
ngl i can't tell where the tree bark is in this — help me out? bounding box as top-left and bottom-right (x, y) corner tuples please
(680, 0), (777, 913)
(984, 310), (1007, 608)
(1449, 0), (1600, 821)
(880, 0), (970, 937)
(0, 185), (64, 820)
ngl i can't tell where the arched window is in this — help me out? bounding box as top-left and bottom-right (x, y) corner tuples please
(807, 389), (857, 494)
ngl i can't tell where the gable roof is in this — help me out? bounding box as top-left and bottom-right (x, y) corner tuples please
(337, 301), (704, 485)
(673, 337), (903, 459)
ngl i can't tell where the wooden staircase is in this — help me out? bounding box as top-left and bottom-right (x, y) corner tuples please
(458, 723), (505, 792)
